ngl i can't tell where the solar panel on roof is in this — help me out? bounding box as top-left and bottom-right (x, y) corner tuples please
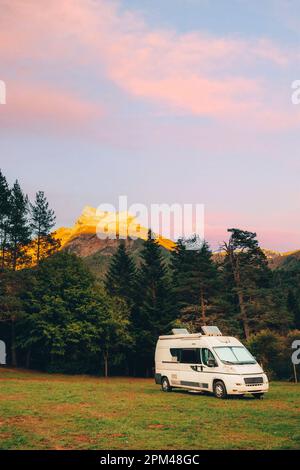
(172, 328), (189, 335)
(201, 326), (222, 336)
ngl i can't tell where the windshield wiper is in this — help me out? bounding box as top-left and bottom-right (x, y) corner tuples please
(237, 361), (256, 365)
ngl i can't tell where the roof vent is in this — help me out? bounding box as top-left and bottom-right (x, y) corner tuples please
(201, 326), (222, 336)
(172, 328), (189, 335)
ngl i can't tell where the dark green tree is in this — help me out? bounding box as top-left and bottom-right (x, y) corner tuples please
(104, 241), (137, 374)
(18, 252), (132, 374)
(246, 330), (285, 379)
(222, 228), (281, 338)
(30, 190), (59, 264)
(171, 238), (193, 309)
(273, 261), (300, 330)
(287, 290), (300, 329)
(105, 241), (137, 304)
(97, 294), (132, 377)
(7, 180), (31, 270)
(0, 170), (11, 269)
(171, 238), (219, 331)
(136, 230), (175, 375)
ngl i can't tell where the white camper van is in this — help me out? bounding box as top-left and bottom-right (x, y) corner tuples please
(155, 326), (269, 399)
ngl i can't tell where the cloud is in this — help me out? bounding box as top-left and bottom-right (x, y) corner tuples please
(0, 80), (102, 134)
(0, 0), (298, 133)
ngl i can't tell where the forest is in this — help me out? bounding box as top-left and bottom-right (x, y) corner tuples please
(0, 169), (299, 379)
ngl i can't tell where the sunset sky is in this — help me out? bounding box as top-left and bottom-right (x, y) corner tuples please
(1, 0), (300, 251)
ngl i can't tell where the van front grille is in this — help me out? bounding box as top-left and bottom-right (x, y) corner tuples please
(244, 377), (263, 385)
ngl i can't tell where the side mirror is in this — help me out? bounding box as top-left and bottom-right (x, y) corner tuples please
(207, 358), (217, 368)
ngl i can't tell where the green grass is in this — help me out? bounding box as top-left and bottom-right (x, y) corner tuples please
(0, 368), (300, 450)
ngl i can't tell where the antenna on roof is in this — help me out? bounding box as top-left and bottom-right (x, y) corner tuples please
(172, 328), (189, 335)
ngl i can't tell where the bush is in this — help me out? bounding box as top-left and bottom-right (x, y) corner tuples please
(247, 330), (285, 379)
(247, 329), (300, 380)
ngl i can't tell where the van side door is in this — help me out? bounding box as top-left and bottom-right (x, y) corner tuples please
(199, 348), (218, 392)
(177, 348), (209, 390)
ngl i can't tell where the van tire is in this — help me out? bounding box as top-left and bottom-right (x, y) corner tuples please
(161, 377), (172, 392)
(253, 393), (264, 399)
(213, 380), (227, 399)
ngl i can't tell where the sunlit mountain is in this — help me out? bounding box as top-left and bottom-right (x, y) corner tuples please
(54, 206), (299, 276)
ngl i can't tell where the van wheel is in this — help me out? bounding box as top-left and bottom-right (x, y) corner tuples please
(161, 377), (172, 392)
(213, 380), (227, 399)
(253, 393), (264, 399)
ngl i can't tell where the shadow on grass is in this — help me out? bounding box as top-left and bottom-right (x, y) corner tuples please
(168, 388), (262, 401)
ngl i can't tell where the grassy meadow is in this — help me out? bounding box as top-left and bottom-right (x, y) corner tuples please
(0, 368), (299, 450)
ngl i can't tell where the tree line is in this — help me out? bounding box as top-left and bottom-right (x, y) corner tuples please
(0, 169), (299, 379)
(104, 230), (299, 378)
(0, 169), (59, 269)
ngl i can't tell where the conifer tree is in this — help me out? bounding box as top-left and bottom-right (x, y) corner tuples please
(192, 241), (219, 324)
(136, 230), (175, 375)
(105, 242), (138, 374)
(7, 180), (31, 270)
(222, 228), (272, 339)
(30, 191), (59, 263)
(0, 170), (11, 269)
(105, 241), (137, 304)
(171, 238), (196, 316)
(171, 238), (219, 330)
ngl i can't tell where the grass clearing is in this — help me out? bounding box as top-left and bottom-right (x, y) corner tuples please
(0, 368), (299, 450)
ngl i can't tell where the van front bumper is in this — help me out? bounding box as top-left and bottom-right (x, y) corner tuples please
(228, 383), (269, 395)
(226, 374), (269, 395)
(230, 385), (269, 395)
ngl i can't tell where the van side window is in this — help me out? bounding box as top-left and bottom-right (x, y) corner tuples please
(180, 349), (201, 364)
(170, 348), (180, 361)
(201, 348), (216, 366)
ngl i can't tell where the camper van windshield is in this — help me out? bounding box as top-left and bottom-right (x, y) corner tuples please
(213, 347), (256, 365)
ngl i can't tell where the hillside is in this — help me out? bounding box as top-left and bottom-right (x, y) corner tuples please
(261, 249), (300, 270)
(56, 206), (173, 278)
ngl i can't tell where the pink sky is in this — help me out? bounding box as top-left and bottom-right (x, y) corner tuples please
(0, 0), (300, 251)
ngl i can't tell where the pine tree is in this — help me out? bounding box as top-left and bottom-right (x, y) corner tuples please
(105, 241), (137, 304)
(30, 191), (59, 263)
(222, 228), (272, 339)
(104, 242), (138, 375)
(171, 238), (192, 314)
(136, 230), (175, 375)
(215, 253), (243, 336)
(0, 170), (11, 269)
(7, 180), (31, 270)
(171, 238), (219, 331)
